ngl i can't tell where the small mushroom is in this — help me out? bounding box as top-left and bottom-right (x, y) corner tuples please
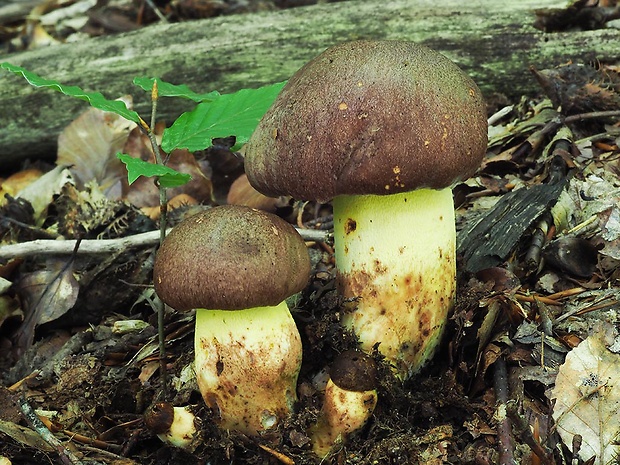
(245, 40), (488, 378)
(144, 403), (200, 450)
(153, 205), (311, 435)
(309, 350), (378, 458)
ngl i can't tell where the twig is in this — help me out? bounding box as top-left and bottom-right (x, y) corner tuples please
(142, 80), (169, 397)
(487, 105), (514, 125)
(545, 287), (586, 300)
(494, 358), (517, 465)
(515, 293), (562, 306)
(143, 0), (168, 23)
(18, 396), (83, 465)
(37, 415), (123, 453)
(564, 109), (620, 123)
(524, 213), (552, 274)
(554, 293), (618, 324)
(0, 228), (331, 259)
(258, 444), (295, 465)
(0, 230), (161, 259)
(7, 370), (40, 392)
(506, 400), (555, 465)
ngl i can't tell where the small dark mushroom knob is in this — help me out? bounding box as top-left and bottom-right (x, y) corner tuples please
(329, 350), (378, 392)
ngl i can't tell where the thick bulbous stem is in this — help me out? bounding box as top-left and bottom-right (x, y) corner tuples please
(158, 406), (199, 449)
(194, 302), (302, 435)
(333, 188), (456, 379)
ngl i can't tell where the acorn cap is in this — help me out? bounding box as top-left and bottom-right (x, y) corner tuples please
(245, 40), (487, 202)
(153, 205), (311, 311)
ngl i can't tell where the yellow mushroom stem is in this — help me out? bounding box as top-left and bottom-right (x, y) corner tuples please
(158, 406), (199, 449)
(310, 377), (378, 457)
(194, 301), (302, 436)
(333, 188), (456, 379)
(145, 403), (200, 450)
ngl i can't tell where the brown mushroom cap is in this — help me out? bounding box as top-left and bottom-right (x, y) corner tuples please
(153, 205), (311, 311)
(245, 40), (488, 202)
(329, 349), (378, 392)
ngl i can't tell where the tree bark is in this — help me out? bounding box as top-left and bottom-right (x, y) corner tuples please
(0, 0), (618, 166)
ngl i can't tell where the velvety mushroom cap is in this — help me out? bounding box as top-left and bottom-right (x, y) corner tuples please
(153, 205), (311, 311)
(329, 350), (377, 392)
(245, 40), (487, 202)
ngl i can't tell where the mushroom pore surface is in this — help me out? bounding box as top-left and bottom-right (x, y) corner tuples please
(245, 40), (488, 202)
(153, 205), (311, 310)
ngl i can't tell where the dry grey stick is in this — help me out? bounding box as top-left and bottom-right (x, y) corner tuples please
(0, 227), (330, 259)
(18, 396), (84, 465)
(494, 358), (517, 465)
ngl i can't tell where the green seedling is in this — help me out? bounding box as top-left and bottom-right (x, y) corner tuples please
(117, 153), (191, 188)
(159, 82), (285, 152)
(1, 62), (286, 395)
(1, 63), (141, 122)
(1, 62), (285, 186)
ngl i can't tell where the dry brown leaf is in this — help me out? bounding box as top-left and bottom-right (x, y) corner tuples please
(28, 23), (60, 49)
(0, 295), (21, 330)
(13, 259), (79, 354)
(141, 193), (198, 221)
(15, 166), (73, 225)
(227, 173), (281, 212)
(0, 169), (43, 206)
(551, 334), (620, 465)
(0, 419), (54, 452)
(17, 263), (79, 325)
(124, 148), (213, 208)
(57, 96), (136, 199)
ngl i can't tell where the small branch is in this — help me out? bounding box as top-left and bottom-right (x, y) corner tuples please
(143, 0), (168, 23)
(494, 358), (517, 465)
(36, 414), (123, 453)
(145, 79), (169, 397)
(18, 396), (84, 465)
(0, 229), (161, 259)
(524, 213), (551, 274)
(564, 109), (620, 123)
(506, 400), (555, 465)
(0, 228), (330, 259)
(515, 293), (562, 306)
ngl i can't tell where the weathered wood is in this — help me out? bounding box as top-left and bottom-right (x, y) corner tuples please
(0, 0), (618, 167)
(457, 180), (567, 273)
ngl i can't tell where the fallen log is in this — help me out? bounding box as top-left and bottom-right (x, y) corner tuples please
(0, 0), (618, 167)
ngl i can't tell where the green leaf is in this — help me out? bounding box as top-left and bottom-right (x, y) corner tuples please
(1, 62), (141, 123)
(133, 77), (221, 103)
(161, 81), (286, 153)
(117, 153), (191, 188)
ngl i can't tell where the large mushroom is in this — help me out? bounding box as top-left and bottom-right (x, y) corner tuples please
(153, 205), (311, 435)
(244, 40), (487, 379)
